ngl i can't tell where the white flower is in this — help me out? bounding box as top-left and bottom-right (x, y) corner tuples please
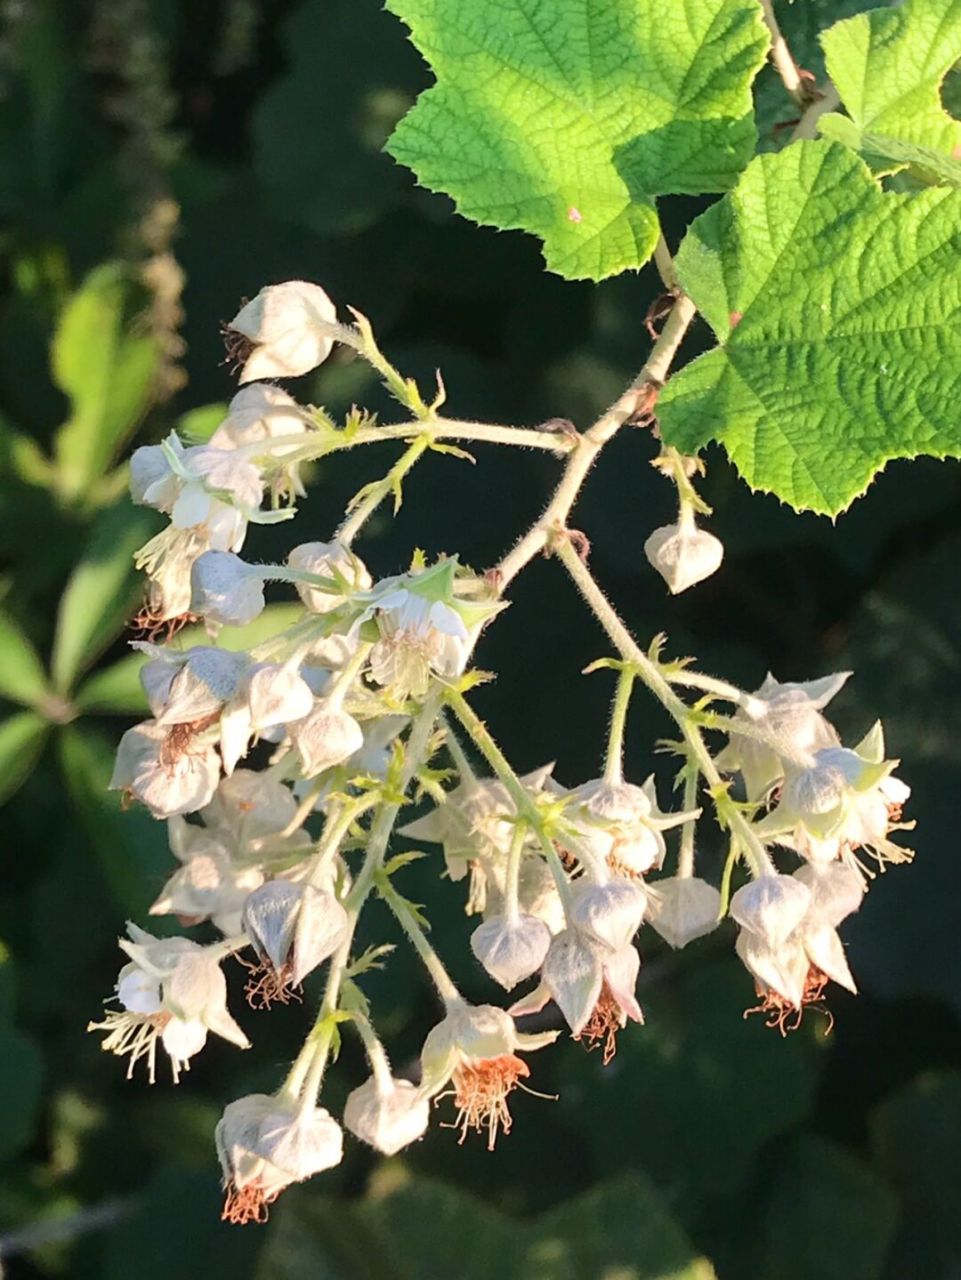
(150, 816), (265, 935)
(217, 1093), (343, 1223)
(715, 671), (850, 802)
(565, 776), (697, 876)
(88, 925), (249, 1083)
(511, 931), (643, 1062)
(227, 281), (339, 382)
(288, 541), (372, 614)
(418, 1000), (557, 1149)
(729, 874), (812, 949)
(568, 877), (647, 951)
(288, 698), (365, 777)
(759, 724), (912, 870)
(210, 384), (306, 453)
(470, 913), (552, 991)
(360, 559), (505, 700)
(647, 876), (721, 949)
(110, 720), (221, 818)
(644, 518), (723, 594)
(344, 1075), (430, 1156)
(242, 880), (349, 989)
(191, 551), (266, 628)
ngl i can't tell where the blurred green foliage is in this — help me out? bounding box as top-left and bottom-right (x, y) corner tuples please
(0, 2), (960, 1278)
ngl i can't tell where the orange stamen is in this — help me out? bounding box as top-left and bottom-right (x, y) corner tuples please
(221, 1181), (278, 1226)
(448, 1054), (530, 1150)
(574, 983), (624, 1065)
(744, 965), (834, 1037)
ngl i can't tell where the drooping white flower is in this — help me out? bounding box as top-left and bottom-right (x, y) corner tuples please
(511, 930), (643, 1063)
(758, 724), (912, 871)
(714, 671), (850, 802)
(210, 384), (306, 453)
(644, 518), (723, 594)
(417, 1000), (557, 1149)
(217, 1092), (343, 1223)
(242, 880), (349, 995)
(150, 816), (265, 935)
(110, 719), (221, 818)
(568, 876), (648, 952)
(729, 874), (812, 950)
(647, 876), (722, 949)
(344, 1075), (430, 1156)
(287, 541), (372, 614)
(288, 697), (365, 778)
(227, 281), (339, 383)
(564, 776), (697, 876)
(88, 925), (249, 1083)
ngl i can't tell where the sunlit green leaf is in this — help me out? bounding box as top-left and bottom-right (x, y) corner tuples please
(74, 651), (149, 715)
(659, 141), (961, 514)
(50, 503), (156, 694)
(0, 611), (49, 709)
(0, 712), (48, 805)
(386, 0), (769, 280)
(52, 264), (158, 502)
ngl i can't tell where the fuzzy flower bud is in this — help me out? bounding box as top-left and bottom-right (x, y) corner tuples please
(191, 551), (266, 628)
(243, 880), (349, 991)
(644, 518), (723, 594)
(288, 541), (371, 614)
(288, 699), (365, 778)
(344, 1076), (430, 1156)
(227, 281), (339, 383)
(470, 913), (551, 990)
(569, 877), (647, 952)
(730, 874), (812, 950)
(647, 876), (722, 949)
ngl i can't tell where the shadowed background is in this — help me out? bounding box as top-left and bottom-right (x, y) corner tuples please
(1, 2), (961, 1277)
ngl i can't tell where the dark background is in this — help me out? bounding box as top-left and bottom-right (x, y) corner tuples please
(1, 2), (961, 1277)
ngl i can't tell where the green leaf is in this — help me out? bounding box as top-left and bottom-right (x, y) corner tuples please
(50, 503), (157, 694)
(755, 1136), (897, 1280)
(822, 0), (961, 165)
(658, 140), (961, 514)
(385, 0), (769, 281)
(258, 1173), (714, 1280)
(52, 264), (158, 502)
(870, 1072), (961, 1280)
(0, 611), (49, 709)
(74, 651), (149, 715)
(58, 725), (170, 916)
(0, 1026), (44, 1161)
(819, 113), (961, 187)
(0, 712), (48, 805)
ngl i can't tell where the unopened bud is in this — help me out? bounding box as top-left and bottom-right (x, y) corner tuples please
(730, 874), (811, 949)
(228, 281), (338, 383)
(569, 878), (647, 951)
(644, 520), (723, 594)
(343, 1076), (430, 1155)
(648, 876), (721, 949)
(191, 551), (265, 628)
(470, 913), (551, 990)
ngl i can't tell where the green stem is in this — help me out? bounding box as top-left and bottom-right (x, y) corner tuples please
(378, 873), (460, 1002)
(336, 435), (431, 547)
(553, 539), (773, 878)
(503, 821), (527, 926)
(603, 665), (636, 785)
(677, 766), (699, 879)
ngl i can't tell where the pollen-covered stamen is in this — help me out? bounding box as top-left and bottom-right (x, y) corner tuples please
(130, 603), (199, 642)
(574, 982), (624, 1065)
(447, 1054), (530, 1151)
(86, 1009), (173, 1084)
(239, 955), (302, 1010)
(606, 852), (641, 880)
(221, 1181), (278, 1226)
(220, 320), (255, 374)
(744, 965), (833, 1037)
(159, 713), (222, 769)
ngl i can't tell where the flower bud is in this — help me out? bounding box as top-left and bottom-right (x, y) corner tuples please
(289, 700), (364, 777)
(648, 876), (722, 949)
(730, 874), (812, 949)
(191, 551), (265, 627)
(210, 384), (305, 453)
(344, 1076), (430, 1155)
(288, 541), (371, 614)
(541, 929), (604, 1036)
(793, 862), (864, 929)
(644, 519), (723, 594)
(569, 878), (647, 951)
(228, 281), (338, 383)
(245, 664), (315, 731)
(470, 913), (551, 990)
(130, 442), (179, 510)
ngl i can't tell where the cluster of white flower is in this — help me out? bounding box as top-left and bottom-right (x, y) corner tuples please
(91, 281), (913, 1224)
